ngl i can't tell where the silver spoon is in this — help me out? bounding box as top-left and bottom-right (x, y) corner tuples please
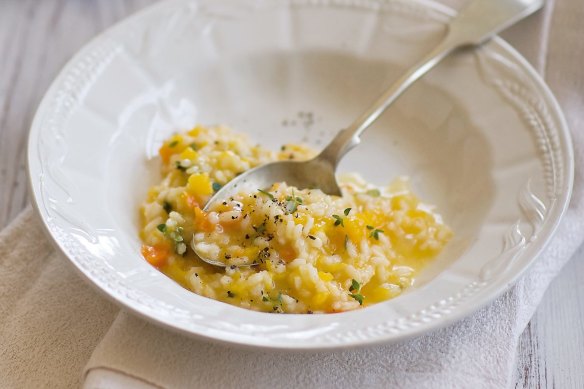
(194, 0), (544, 266)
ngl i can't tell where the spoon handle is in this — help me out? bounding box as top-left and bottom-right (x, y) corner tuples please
(317, 0), (544, 167)
(318, 36), (457, 165)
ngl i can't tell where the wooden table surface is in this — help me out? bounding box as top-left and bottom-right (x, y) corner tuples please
(1, 1), (582, 387)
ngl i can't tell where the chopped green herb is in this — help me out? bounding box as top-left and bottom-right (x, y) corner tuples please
(189, 143), (199, 150)
(285, 200), (297, 213)
(175, 161), (187, 171)
(253, 223), (266, 235)
(163, 201), (172, 214)
(366, 189), (381, 197)
(227, 291), (236, 298)
(276, 292), (283, 306)
(168, 227), (184, 243)
(284, 191), (303, 214)
(366, 225), (374, 230)
(212, 182), (222, 192)
(350, 279), (361, 293)
(258, 189), (275, 200)
(156, 224), (167, 233)
(370, 228), (384, 240)
(169, 140), (179, 148)
(344, 208), (352, 216)
(262, 296), (269, 302)
(350, 293), (364, 305)
(308, 235), (316, 240)
(332, 214), (344, 227)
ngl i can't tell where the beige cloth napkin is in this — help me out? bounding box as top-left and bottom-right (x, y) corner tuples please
(0, 209), (119, 388)
(1, 0), (582, 388)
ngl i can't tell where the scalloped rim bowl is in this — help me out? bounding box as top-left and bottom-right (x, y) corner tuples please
(28, 0), (573, 350)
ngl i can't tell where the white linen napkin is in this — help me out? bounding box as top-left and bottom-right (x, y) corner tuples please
(1, 0), (582, 388)
(81, 0), (584, 388)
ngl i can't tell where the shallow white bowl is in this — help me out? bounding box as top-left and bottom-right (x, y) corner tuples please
(28, 0), (573, 349)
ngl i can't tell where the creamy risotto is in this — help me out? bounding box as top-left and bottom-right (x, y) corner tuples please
(140, 125), (452, 313)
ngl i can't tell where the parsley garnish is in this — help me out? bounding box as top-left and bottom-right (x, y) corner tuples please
(285, 200), (297, 213)
(189, 143), (199, 150)
(258, 189), (274, 200)
(344, 208), (351, 216)
(175, 161), (187, 171)
(370, 228), (384, 240)
(170, 227), (184, 242)
(169, 140), (179, 148)
(261, 292), (284, 307)
(253, 223), (266, 235)
(163, 201), (172, 214)
(157, 223), (185, 255)
(366, 189), (381, 197)
(349, 279), (363, 304)
(350, 293), (364, 305)
(212, 182), (222, 192)
(349, 279), (364, 305)
(366, 225), (374, 230)
(157, 224), (185, 254)
(332, 214), (344, 227)
(285, 191), (303, 213)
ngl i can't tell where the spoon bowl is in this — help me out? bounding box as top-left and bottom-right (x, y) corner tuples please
(205, 158), (342, 211)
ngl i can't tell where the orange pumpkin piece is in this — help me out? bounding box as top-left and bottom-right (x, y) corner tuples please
(278, 244), (297, 262)
(141, 244), (170, 268)
(159, 135), (185, 164)
(194, 207), (215, 233)
(185, 194), (200, 210)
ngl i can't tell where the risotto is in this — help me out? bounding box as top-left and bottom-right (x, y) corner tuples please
(140, 125), (452, 313)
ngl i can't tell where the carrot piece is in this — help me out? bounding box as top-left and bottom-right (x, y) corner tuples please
(278, 244), (297, 262)
(159, 135), (184, 164)
(159, 145), (174, 164)
(141, 244), (170, 268)
(185, 194), (200, 210)
(194, 207), (214, 233)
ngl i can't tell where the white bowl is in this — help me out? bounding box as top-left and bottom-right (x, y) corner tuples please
(28, 0), (573, 349)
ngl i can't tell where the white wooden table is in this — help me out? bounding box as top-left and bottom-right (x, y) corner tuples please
(1, 1), (582, 387)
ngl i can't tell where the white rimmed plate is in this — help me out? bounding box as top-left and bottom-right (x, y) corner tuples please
(28, 0), (573, 349)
